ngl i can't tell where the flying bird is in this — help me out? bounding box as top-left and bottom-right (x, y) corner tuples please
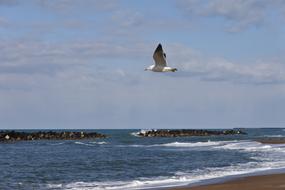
(145, 43), (177, 72)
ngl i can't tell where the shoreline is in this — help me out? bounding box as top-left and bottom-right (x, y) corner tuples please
(256, 138), (285, 144)
(165, 138), (285, 190)
(152, 166), (285, 190)
(168, 173), (285, 190)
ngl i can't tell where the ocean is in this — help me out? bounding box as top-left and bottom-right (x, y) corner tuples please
(1, 128), (285, 190)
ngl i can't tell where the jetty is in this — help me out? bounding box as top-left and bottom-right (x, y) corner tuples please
(0, 130), (106, 142)
(136, 129), (246, 137)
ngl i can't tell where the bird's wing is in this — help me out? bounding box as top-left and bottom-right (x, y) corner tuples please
(153, 44), (167, 67)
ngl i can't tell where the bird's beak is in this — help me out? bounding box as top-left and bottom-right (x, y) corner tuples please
(144, 68), (147, 71)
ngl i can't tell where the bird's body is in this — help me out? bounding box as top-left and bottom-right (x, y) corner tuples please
(146, 65), (176, 72)
(145, 44), (177, 72)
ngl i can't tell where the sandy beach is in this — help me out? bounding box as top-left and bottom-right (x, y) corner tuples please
(257, 138), (285, 144)
(170, 173), (285, 190)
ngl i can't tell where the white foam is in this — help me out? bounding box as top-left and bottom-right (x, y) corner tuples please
(126, 140), (285, 156)
(216, 141), (273, 151)
(49, 160), (285, 190)
(130, 129), (157, 137)
(49, 140), (285, 190)
(126, 140), (236, 148)
(90, 141), (108, 145)
(74, 142), (95, 146)
(262, 135), (285, 137)
(74, 141), (108, 146)
(130, 132), (140, 137)
(47, 184), (63, 188)
(215, 141), (285, 154)
(159, 141), (224, 147)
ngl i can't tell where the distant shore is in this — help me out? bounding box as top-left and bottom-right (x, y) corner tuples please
(169, 173), (285, 190)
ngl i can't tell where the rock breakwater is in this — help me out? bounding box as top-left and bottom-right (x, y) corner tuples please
(0, 131), (106, 142)
(136, 129), (246, 137)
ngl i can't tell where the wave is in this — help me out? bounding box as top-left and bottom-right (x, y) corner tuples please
(130, 132), (140, 137)
(216, 141), (285, 155)
(47, 140), (285, 190)
(74, 142), (95, 146)
(90, 141), (108, 145)
(261, 135), (285, 138)
(127, 140), (285, 152)
(125, 140), (236, 148)
(49, 142), (65, 146)
(48, 160), (285, 190)
(216, 141), (272, 151)
(123, 140), (285, 162)
(158, 141), (225, 147)
(74, 141), (108, 146)
(130, 129), (155, 137)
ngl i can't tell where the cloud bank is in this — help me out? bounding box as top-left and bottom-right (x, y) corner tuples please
(0, 41), (284, 92)
(177, 0), (285, 32)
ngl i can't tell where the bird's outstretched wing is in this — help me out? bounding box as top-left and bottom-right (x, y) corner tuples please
(153, 44), (167, 67)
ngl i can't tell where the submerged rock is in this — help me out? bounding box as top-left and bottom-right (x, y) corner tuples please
(0, 131), (107, 142)
(136, 129), (246, 137)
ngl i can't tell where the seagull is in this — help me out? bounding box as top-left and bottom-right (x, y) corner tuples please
(145, 43), (177, 72)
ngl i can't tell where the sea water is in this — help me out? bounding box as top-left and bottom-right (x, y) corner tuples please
(1, 128), (285, 190)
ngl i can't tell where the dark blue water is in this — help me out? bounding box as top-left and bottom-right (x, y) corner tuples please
(1, 128), (285, 190)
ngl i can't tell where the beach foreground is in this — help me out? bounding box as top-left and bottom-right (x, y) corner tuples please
(171, 138), (285, 190)
(170, 173), (285, 190)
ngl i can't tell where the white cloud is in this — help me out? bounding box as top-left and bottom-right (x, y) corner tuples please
(0, 40), (153, 91)
(0, 40), (150, 65)
(166, 44), (285, 84)
(37, 0), (118, 13)
(1, 40), (284, 92)
(0, 40), (285, 128)
(177, 0), (285, 32)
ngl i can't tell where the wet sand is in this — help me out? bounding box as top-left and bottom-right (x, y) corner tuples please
(170, 173), (285, 190)
(257, 138), (285, 144)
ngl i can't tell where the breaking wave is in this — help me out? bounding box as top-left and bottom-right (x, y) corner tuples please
(90, 141), (108, 145)
(47, 140), (285, 190)
(158, 141), (226, 147)
(125, 140), (235, 148)
(48, 160), (285, 190)
(130, 129), (155, 137)
(74, 141), (108, 146)
(261, 135), (285, 138)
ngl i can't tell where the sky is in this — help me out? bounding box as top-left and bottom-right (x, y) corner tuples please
(1, 0), (285, 129)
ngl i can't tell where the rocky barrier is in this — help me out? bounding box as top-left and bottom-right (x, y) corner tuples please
(136, 129), (247, 137)
(0, 131), (107, 142)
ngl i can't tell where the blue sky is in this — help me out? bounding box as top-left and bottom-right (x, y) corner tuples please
(1, 0), (285, 129)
